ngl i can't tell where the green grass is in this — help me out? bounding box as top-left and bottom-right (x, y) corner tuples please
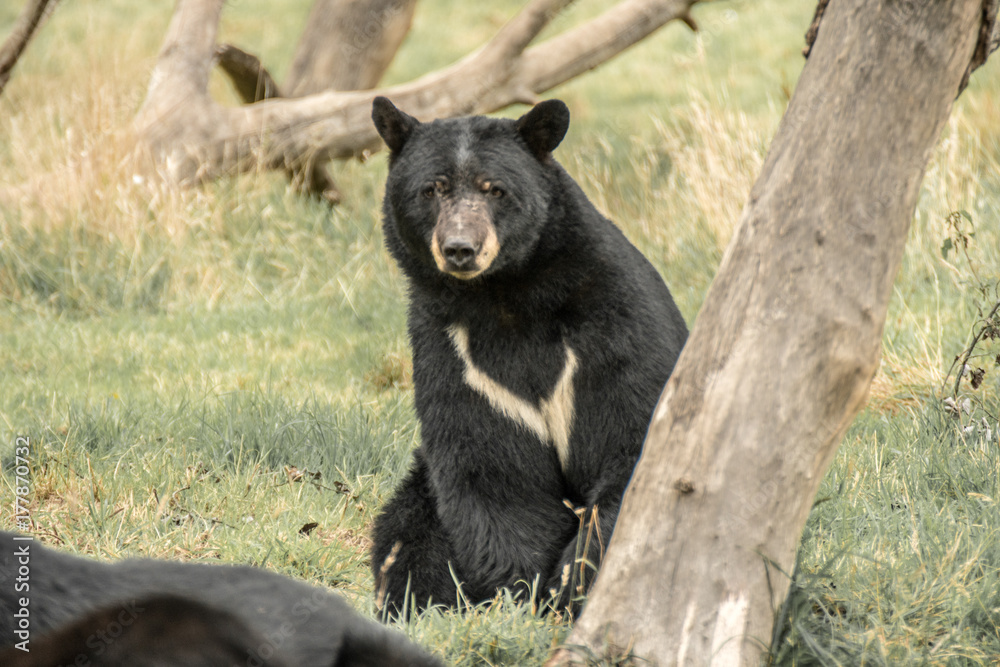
(2, 0), (1000, 664)
(778, 405), (1000, 665)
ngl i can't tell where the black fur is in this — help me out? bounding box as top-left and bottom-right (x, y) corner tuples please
(0, 595), (290, 667)
(0, 533), (441, 667)
(369, 97), (688, 616)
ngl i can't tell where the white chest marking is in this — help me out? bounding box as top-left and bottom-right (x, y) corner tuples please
(447, 325), (578, 471)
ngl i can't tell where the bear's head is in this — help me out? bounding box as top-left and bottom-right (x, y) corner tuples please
(372, 97), (570, 282)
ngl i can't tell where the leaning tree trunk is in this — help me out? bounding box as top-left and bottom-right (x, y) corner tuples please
(285, 0), (417, 95)
(216, 0), (418, 104)
(547, 1), (996, 666)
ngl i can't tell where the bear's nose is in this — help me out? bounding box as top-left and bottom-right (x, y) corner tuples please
(442, 238), (477, 269)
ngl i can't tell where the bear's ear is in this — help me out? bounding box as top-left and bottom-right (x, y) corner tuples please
(516, 99), (570, 159)
(372, 96), (420, 154)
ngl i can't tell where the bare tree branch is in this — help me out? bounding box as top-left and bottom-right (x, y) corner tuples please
(212, 42), (340, 202)
(133, 0), (701, 190)
(0, 0), (58, 95)
(215, 44), (281, 103)
(510, 0), (700, 98)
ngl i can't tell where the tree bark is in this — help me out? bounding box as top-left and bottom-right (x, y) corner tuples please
(216, 0), (418, 103)
(212, 0), (418, 202)
(547, 1), (993, 666)
(133, 0), (699, 194)
(285, 0), (418, 95)
(216, 43), (282, 103)
(0, 0), (58, 96)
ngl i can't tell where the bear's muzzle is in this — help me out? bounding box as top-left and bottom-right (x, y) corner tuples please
(431, 196), (500, 279)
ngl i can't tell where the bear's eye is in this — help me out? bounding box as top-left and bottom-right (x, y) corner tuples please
(421, 186), (435, 199)
(489, 185), (505, 199)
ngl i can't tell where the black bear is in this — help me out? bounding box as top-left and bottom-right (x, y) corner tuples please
(370, 97), (689, 615)
(0, 532), (441, 667)
(0, 595), (291, 667)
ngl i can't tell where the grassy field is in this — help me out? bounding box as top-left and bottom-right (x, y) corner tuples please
(2, 0), (1000, 664)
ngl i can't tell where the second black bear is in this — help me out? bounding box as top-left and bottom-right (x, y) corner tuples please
(0, 595), (291, 667)
(370, 97), (688, 614)
(0, 532), (441, 667)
